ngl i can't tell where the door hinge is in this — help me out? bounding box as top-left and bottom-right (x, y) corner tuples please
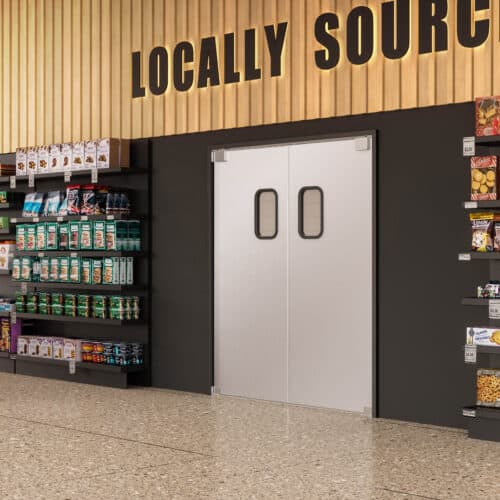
(211, 149), (227, 163)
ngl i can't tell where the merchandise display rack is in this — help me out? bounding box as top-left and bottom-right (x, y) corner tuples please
(460, 135), (500, 442)
(0, 142), (151, 388)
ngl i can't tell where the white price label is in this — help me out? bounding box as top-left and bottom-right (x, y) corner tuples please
(80, 215), (88, 221)
(38, 252), (45, 258)
(106, 215), (114, 220)
(489, 300), (500, 319)
(463, 137), (475, 157)
(463, 408), (476, 418)
(459, 253), (471, 261)
(70, 252), (77, 258)
(10, 310), (16, 325)
(33, 217), (39, 223)
(464, 201), (478, 209)
(91, 168), (98, 184)
(69, 359), (76, 375)
(21, 282), (27, 294)
(9, 176), (16, 188)
(64, 171), (71, 183)
(56, 216), (63, 222)
(10, 218), (17, 224)
(464, 345), (477, 364)
(28, 174), (35, 188)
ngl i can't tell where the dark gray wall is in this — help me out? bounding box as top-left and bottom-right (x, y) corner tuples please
(151, 102), (484, 429)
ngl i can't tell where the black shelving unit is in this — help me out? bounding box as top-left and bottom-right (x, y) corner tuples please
(0, 143), (151, 388)
(459, 252), (500, 260)
(462, 298), (489, 306)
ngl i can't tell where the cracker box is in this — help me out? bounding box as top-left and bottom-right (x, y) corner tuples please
(11, 257), (21, 280)
(26, 147), (38, 174)
(81, 258), (91, 284)
(59, 223), (69, 250)
(0, 243), (15, 270)
(63, 338), (82, 362)
(97, 138), (130, 169)
(126, 257), (134, 285)
(69, 221), (80, 250)
(16, 225), (26, 251)
(476, 97), (500, 137)
(92, 259), (102, 284)
(21, 257), (33, 281)
(84, 141), (97, 169)
(49, 144), (62, 172)
(477, 369), (500, 407)
(37, 146), (49, 174)
(26, 224), (36, 251)
(16, 148), (27, 176)
(49, 257), (60, 282)
(69, 257), (80, 283)
(17, 336), (29, 356)
(39, 337), (53, 358)
(36, 223), (46, 250)
(79, 221), (93, 250)
(471, 156), (498, 200)
(46, 222), (59, 250)
(28, 337), (41, 357)
(105, 221), (117, 250)
(40, 257), (50, 282)
(72, 142), (85, 170)
(103, 257), (114, 284)
(93, 221), (106, 250)
(61, 143), (73, 171)
(52, 338), (64, 359)
(467, 327), (500, 346)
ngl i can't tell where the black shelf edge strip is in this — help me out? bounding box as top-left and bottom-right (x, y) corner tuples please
(459, 252), (500, 260)
(10, 214), (146, 223)
(16, 313), (143, 325)
(15, 282), (144, 292)
(462, 298), (490, 305)
(476, 136), (500, 145)
(14, 251), (144, 257)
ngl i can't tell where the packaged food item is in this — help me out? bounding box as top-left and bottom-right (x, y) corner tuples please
(21, 257), (33, 281)
(26, 225), (36, 251)
(471, 156), (498, 200)
(69, 257), (80, 283)
(72, 142), (85, 170)
(26, 293), (38, 313)
(0, 243), (15, 270)
(103, 257), (114, 284)
(0, 165), (15, 176)
(52, 338), (64, 359)
(50, 257), (60, 282)
(43, 191), (64, 216)
(15, 293), (26, 312)
(66, 185), (81, 215)
(81, 258), (91, 284)
(40, 257), (50, 281)
(37, 146), (49, 173)
(92, 259), (102, 284)
(476, 97), (500, 137)
(93, 221), (106, 250)
(126, 257), (134, 284)
(96, 138), (129, 169)
(94, 186), (108, 214)
(49, 144), (62, 172)
(471, 213), (499, 252)
(119, 257), (127, 285)
(0, 217), (8, 231)
(63, 338), (82, 361)
(22, 193), (34, 217)
(39, 337), (52, 358)
(36, 223), (46, 250)
(105, 221), (117, 250)
(27, 147), (38, 174)
(82, 341), (95, 362)
(46, 223), (59, 250)
(12, 258), (21, 281)
(16, 225), (26, 251)
(0, 318), (10, 352)
(80, 184), (96, 215)
(128, 220), (142, 251)
(116, 221), (127, 250)
(467, 327), (500, 346)
(69, 221), (80, 250)
(61, 143), (73, 171)
(28, 337), (41, 356)
(16, 147), (27, 176)
(23, 192), (45, 217)
(17, 336), (29, 355)
(477, 369), (500, 407)
(59, 257), (69, 282)
(59, 223), (69, 250)
(79, 221), (93, 250)
(84, 141), (97, 169)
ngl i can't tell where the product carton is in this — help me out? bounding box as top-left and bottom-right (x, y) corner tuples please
(39, 337), (53, 358)
(27, 147), (38, 174)
(49, 257), (60, 282)
(16, 336), (29, 356)
(126, 257), (134, 285)
(476, 97), (500, 137)
(61, 143), (73, 172)
(0, 243), (15, 270)
(96, 138), (130, 169)
(28, 337), (41, 357)
(467, 327), (500, 347)
(81, 258), (91, 284)
(16, 148), (27, 176)
(103, 257), (114, 285)
(49, 144), (62, 172)
(40, 257), (50, 282)
(16, 225), (25, 251)
(63, 338), (82, 362)
(72, 142), (85, 170)
(471, 156), (498, 201)
(26, 225), (36, 251)
(46, 222), (59, 250)
(84, 141), (97, 169)
(79, 221), (93, 250)
(36, 223), (47, 250)
(10, 320), (22, 354)
(37, 146), (49, 174)
(69, 257), (80, 283)
(93, 221), (106, 250)
(69, 221), (80, 250)
(52, 338), (64, 359)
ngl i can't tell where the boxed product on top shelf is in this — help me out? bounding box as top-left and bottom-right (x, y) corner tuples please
(12, 255), (134, 285)
(477, 281), (500, 298)
(0, 317), (22, 353)
(471, 156), (499, 200)
(0, 164), (15, 176)
(476, 97), (500, 137)
(16, 292), (140, 320)
(16, 138), (130, 176)
(16, 220), (141, 251)
(477, 369), (500, 407)
(0, 242), (15, 270)
(22, 185), (131, 217)
(16, 335), (143, 366)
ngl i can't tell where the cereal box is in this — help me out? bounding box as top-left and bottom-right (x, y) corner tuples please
(28, 337), (41, 357)
(27, 147), (38, 174)
(39, 337), (53, 358)
(17, 336), (29, 356)
(63, 338), (82, 361)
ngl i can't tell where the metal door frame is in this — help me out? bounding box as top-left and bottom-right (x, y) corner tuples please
(210, 130), (378, 417)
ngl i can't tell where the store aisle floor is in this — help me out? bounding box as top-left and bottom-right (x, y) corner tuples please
(0, 373), (499, 499)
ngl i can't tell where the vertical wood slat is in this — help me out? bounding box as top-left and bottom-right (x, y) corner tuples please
(290, 0), (306, 121)
(237, 0), (250, 127)
(382, 0), (401, 111)
(62, 0), (72, 143)
(473, 5), (493, 99)
(367, 0), (382, 113)
(263, 0), (278, 125)
(0, 0), (5, 153)
(3, 0), (11, 151)
(351, 0), (368, 115)
(100, 0), (111, 137)
(152, 0), (165, 137)
(91, 0), (102, 139)
(81, 0), (91, 140)
(141, 0), (153, 138)
(175, 0), (187, 134)
(11, 0), (19, 150)
(400, 0), (418, 109)
(53, 0), (63, 143)
(224, 0), (238, 129)
(187, 0), (200, 133)
(305, 0), (320, 120)
(210, 0), (224, 130)
(164, 0), (176, 135)
(44, 0), (54, 145)
(121, 0), (131, 139)
(110, 0), (121, 138)
(250, 0), (264, 126)
(35, 0), (45, 145)
(27, 0), (36, 146)
(435, 0), (454, 106)
(335, 0), (351, 117)
(276, 0), (291, 123)
(72, 0), (82, 141)
(131, 0), (143, 139)
(199, 0), (212, 132)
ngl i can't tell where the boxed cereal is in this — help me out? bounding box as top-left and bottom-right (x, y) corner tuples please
(471, 156), (498, 200)
(49, 144), (62, 172)
(37, 145), (49, 174)
(476, 97), (500, 137)
(477, 369), (500, 407)
(52, 338), (64, 359)
(27, 147), (38, 174)
(36, 223), (46, 250)
(72, 142), (85, 170)
(61, 143), (73, 171)
(84, 140), (97, 169)
(16, 147), (27, 176)
(63, 338), (82, 361)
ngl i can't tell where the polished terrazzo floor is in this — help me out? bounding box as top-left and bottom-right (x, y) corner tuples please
(0, 373), (499, 499)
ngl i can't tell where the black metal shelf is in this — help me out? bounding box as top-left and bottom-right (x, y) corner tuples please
(9, 167), (147, 182)
(15, 355), (144, 373)
(0, 310), (10, 316)
(475, 136), (500, 145)
(10, 214), (143, 223)
(16, 312), (142, 325)
(462, 298), (490, 306)
(0, 203), (21, 210)
(0, 270), (10, 276)
(463, 200), (500, 209)
(0, 351), (10, 358)
(14, 250), (142, 257)
(15, 282), (143, 292)
(459, 252), (500, 261)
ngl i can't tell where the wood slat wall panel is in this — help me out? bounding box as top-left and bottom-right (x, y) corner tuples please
(2, 0), (500, 153)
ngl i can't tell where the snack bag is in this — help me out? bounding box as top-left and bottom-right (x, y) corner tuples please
(66, 185), (81, 215)
(471, 156), (498, 201)
(80, 185), (96, 215)
(471, 213), (499, 252)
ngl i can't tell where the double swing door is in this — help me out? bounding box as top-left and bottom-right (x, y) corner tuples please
(214, 137), (374, 413)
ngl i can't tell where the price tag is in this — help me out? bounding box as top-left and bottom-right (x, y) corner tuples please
(64, 170), (71, 183)
(56, 216), (63, 222)
(38, 252), (45, 258)
(69, 359), (76, 375)
(21, 282), (27, 294)
(80, 215), (88, 221)
(106, 215), (114, 220)
(464, 344), (477, 364)
(9, 176), (16, 189)
(91, 167), (98, 184)
(11, 218), (17, 224)
(459, 253), (471, 261)
(10, 309), (16, 325)
(463, 137), (475, 157)
(464, 201), (478, 209)
(9, 354), (16, 360)
(489, 300), (500, 319)
(28, 174), (35, 188)
(33, 217), (39, 223)
(462, 408), (476, 418)
(70, 252), (77, 258)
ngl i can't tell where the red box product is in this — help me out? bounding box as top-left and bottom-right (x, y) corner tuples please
(476, 97), (500, 137)
(471, 156), (498, 201)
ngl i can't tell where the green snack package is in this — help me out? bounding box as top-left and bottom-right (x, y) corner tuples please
(69, 257), (80, 283)
(46, 222), (59, 250)
(80, 221), (93, 250)
(93, 221), (106, 250)
(36, 223), (46, 250)
(69, 221), (80, 250)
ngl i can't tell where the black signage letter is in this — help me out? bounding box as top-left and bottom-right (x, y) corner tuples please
(173, 42), (194, 92)
(346, 7), (374, 65)
(245, 29), (262, 80)
(198, 37), (221, 88)
(264, 22), (288, 77)
(382, 0), (410, 59)
(224, 33), (241, 84)
(149, 47), (168, 95)
(419, 0), (448, 54)
(314, 13), (340, 70)
(132, 51), (146, 98)
(457, 0), (490, 48)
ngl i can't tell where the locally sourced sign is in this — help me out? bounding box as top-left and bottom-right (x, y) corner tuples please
(132, 0), (492, 98)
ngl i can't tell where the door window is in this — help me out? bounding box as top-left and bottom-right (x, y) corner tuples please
(299, 187), (323, 239)
(255, 189), (278, 239)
